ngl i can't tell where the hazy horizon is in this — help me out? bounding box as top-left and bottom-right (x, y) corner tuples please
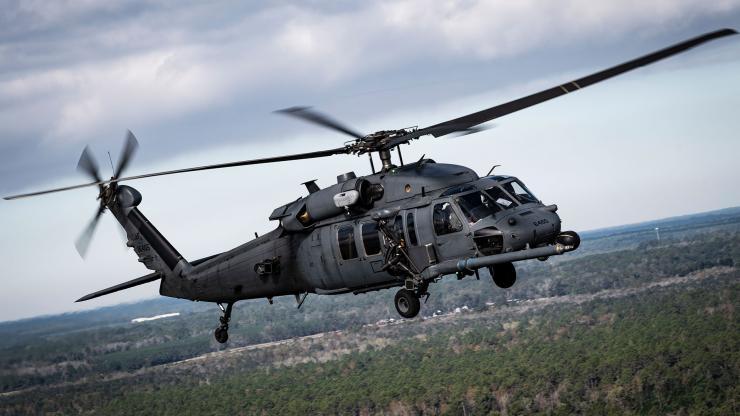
(1, 204), (737, 324)
(2, 1), (739, 321)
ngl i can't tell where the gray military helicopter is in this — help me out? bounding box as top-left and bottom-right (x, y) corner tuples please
(5, 29), (735, 343)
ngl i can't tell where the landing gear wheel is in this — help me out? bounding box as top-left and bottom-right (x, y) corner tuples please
(394, 289), (421, 319)
(491, 262), (517, 288)
(213, 302), (234, 344)
(214, 327), (229, 344)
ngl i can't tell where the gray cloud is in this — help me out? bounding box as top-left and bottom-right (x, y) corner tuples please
(1, 0), (739, 194)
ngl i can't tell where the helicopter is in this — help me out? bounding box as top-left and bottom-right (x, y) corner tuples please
(4, 29), (735, 343)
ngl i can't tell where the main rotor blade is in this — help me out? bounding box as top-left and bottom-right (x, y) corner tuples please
(4, 134), (139, 200)
(3, 180), (104, 200)
(113, 146), (350, 183)
(115, 130), (139, 178)
(76, 146), (102, 183)
(75, 207), (105, 258)
(419, 28), (737, 138)
(275, 106), (366, 140)
(3, 146), (350, 200)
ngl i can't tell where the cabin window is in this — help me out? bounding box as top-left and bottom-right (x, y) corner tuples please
(361, 223), (382, 256)
(337, 224), (358, 260)
(406, 212), (419, 246)
(433, 202), (463, 235)
(391, 215), (405, 243)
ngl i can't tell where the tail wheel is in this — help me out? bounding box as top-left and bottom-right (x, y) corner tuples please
(394, 289), (421, 319)
(214, 327), (229, 344)
(491, 262), (517, 288)
(214, 302), (233, 344)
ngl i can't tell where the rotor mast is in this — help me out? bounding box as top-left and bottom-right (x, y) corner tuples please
(375, 146), (404, 171)
(378, 149), (394, 171)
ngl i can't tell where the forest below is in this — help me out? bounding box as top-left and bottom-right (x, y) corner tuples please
(0, 208), (738, 415)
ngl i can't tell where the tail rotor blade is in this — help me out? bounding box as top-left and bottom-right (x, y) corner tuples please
(77, 146), (102, 183)
(75, 208), (105, 258)
(115, 130), (139, 178)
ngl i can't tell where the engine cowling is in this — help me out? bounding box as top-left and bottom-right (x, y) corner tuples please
(278, 178), (383, 231)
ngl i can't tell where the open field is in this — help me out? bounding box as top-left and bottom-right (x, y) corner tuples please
(1, 208), (738, 415)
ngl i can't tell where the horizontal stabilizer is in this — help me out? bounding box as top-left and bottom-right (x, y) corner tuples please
(76, 272), (162, 302)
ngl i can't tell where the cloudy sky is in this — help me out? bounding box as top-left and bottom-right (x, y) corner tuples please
(1, 1), (739, 321)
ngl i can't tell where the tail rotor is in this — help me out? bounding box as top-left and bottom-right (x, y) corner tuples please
(73, 131), (139, 258)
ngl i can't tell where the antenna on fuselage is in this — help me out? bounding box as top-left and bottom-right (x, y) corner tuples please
(107, 151), (115, 176)
(486, 164), (501, 176)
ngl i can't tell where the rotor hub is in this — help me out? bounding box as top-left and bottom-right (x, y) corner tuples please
(97, 179), (119, 208)
(350, 128), (418, 155)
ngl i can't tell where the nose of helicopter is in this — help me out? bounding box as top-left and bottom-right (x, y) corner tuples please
(526, 205), (562, 246)
(471, 204), (562, 253)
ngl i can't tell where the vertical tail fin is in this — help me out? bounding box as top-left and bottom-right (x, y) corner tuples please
(123, 208), (186, 272)
(109, 185), (191, 277)
(75, 185), (193, 303)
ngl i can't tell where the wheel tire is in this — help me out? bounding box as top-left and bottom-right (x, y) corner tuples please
(214, 327), (229, 344)
(491, 262), (516, 288)
(394, 289), (421, 319)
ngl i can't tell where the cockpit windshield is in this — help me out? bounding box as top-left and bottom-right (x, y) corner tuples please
(484, 186), (517, 210)
(501, 180), (539, 204)
(456, 191), (497, 223)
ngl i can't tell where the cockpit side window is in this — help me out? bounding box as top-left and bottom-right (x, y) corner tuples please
(502, 180), (539, 204)
(337, 224), (358, 260)
(456, 191), (497, 223)
(485, 186), (517, 210)
(433, 202), (463, 235)
(440, 184), (475, 197)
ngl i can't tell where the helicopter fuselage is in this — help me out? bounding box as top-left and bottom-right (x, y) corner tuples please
(10, 28), (731, 343)
(154, 160), (568, 304)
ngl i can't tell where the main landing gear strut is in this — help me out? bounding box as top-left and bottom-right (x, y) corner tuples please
(214, 302), (234, 344)
(375, 215), (427, 319)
